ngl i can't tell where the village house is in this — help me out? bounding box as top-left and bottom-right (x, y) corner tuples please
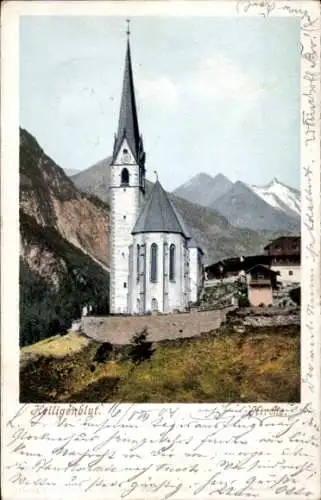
(247, 264), (279, 307)
(205, 236), (300, 287)
(264, 236), (300, 284)
(206, 254), (271, 281)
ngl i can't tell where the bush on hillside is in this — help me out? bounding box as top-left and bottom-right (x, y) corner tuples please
(289, 287), (300, 306)
(127, 328), (154, 364)
(239, 295), (250, 307)
(93, 342), (113, 364)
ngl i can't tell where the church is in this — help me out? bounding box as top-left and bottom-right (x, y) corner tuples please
(109, 30), (204, 315)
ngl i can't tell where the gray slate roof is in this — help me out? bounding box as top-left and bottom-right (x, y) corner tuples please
(187, 236), (205, 254)
(132, 180), (190, 237)
(112, 40), (143, 163)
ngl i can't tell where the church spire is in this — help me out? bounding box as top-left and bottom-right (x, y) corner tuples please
(113, 21), (143, 164)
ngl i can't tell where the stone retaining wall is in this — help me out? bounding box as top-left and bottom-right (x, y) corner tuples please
(81, 309), (228, 345)
(227, 306), (300, 328)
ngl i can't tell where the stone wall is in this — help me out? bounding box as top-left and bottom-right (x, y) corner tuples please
(81, 309), (228, 345)
(226, 306), (300, 328)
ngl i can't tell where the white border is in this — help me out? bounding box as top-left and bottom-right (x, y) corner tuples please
(1, 1), (320, 499)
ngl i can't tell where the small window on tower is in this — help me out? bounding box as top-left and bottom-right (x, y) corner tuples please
(122, 149), (130, 164)
(121, 168), (129, 186)
(123, 215), (126, 220)
(123, 282), (127, 288)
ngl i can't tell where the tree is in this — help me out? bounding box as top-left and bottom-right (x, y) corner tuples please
(128, 328), (154, 364)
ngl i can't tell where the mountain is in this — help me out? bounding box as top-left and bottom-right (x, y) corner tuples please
(64, 168), (81, 177)
(20, 128), (110, 346)
(249, 178), (300, 217)
(72, 158), (284, 264)
(173, 173), (233, 207)
(210, 180), (300, 232)
(173, 173), (300, 232)
(20, 128), (110, 268)
(71, 157), (112, 202)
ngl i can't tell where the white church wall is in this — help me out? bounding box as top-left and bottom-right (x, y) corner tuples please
(129, 232), (188, 314)
(109, 138), (144, 314)
(166, 233), (187, 313)
(189, 247), (198, 303)
(130, 233), (145, 314)
(189, 247), (204, 303)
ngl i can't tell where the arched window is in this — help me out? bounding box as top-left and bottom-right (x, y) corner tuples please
(151, 298), (158, 311)
(150, 243), (158, 282)
(121, 168), (129, 186)
(136, 244), (140, 282)
(169, 244), (176, 281)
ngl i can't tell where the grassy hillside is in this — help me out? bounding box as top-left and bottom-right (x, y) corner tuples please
(20, 325), (300, 403)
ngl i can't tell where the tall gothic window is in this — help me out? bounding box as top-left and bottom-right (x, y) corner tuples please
(169, 244), (176, 281)
(150, 243), (158, 282)
(121, 168), (129, 186)
(136, 244), (140, 282)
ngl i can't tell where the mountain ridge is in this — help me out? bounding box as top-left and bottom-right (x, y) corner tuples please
(71, 157), (286, 264)
(173, 172), (233, 208)
(249, 177), (300, 217)
(210, 180), (299, 232)
(171, 171), (300, 231)
(20, 128), (110, 268)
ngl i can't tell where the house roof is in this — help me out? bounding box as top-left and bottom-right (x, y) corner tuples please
(112, 39), (143, 163)
(247, 264), (279, 275)
(264, 235), (300, 251)
(206, 254), (271, 273)
(132, 180), (190, 237)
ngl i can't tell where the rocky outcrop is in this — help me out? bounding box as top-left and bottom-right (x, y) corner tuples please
(20, 128), (110, 269)
(20, 236), (67, 290)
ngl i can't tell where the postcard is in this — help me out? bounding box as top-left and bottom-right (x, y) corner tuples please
(1, 1), (320, 499)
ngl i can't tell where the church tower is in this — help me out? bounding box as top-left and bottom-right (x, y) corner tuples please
(109, 26), (146, 314)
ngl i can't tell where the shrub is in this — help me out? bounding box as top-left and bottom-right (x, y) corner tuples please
(239, 296), (250, 308)
(289, 287), (300, 306)
(128, 328), (154, 364)
(93, 342), (113, 363)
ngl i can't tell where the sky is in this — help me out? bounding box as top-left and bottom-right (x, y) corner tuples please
(20, 16), (300, 191)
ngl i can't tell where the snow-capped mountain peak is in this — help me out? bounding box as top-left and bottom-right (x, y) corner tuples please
(249, 178), (300, 216)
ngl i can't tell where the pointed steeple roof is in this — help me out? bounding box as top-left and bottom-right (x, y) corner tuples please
(132, 180), (190, 237)
(113, 38), (142, 163)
